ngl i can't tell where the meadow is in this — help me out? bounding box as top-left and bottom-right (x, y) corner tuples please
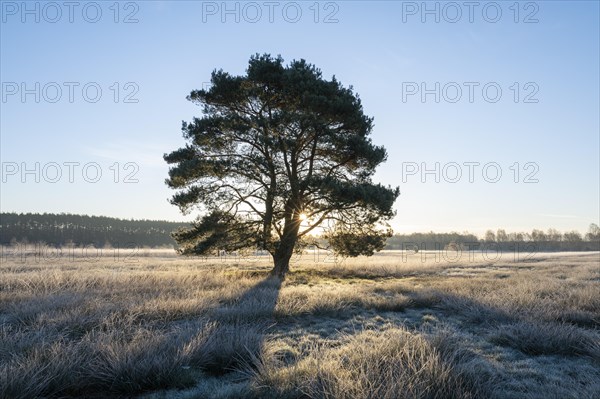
(1, 249), (599, 398)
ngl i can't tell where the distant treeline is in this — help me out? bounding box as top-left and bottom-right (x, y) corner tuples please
(387, 226), (600, 252)
(386, 232), (479, 250)
(0, 213), (189, 248)
(1, 213), (599, 251)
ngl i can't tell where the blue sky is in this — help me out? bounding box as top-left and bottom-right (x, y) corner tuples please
(1, 1), (598, 235)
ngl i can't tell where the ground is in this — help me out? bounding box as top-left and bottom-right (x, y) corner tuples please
(1, 249), (599, 398)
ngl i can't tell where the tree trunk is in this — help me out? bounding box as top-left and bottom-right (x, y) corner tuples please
(272, 253), (291, 278)
(271, 239), (294, 278)
(271, 197), (302, 278)
(271, 221), (300, 278)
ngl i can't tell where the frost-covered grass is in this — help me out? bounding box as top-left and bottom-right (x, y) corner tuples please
(1, 250), (598, 398)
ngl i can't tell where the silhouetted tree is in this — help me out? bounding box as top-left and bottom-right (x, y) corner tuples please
(508, 232), (524, 242)
(563, 231), (583, 242)
(496, 229), (508, 242)
(586, 223), (600, 241)
(531, 229), (546, 242)
(484, 230), (496, 242)
(546, 228), (562, 242)
(164, 54), (399, 277)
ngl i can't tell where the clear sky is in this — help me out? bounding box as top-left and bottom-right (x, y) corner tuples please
(1, 1), (598, 235)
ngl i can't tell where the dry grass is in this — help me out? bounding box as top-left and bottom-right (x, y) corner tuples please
(0, 250), (599, 398)
(251, 327), (483, 399)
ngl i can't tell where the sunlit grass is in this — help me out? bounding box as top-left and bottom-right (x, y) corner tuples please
(0, 250), (598, 398)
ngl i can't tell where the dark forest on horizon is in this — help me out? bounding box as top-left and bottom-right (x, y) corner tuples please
(1, 212), (599, 251)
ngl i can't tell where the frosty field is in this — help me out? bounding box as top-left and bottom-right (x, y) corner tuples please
(1, 250), (599, 398)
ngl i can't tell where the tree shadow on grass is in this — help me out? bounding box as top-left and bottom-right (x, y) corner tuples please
(131, 278), (598, 398)
(248, 286), (600, 398)
(201, 275), (283, 375)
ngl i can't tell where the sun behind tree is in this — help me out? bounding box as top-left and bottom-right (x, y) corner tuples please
(164, 54), (399, 277)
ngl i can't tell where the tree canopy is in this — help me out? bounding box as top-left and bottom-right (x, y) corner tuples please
(164, 54), (399, 276)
